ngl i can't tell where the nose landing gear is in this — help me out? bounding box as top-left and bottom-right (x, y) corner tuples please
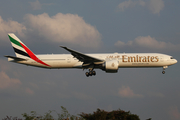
(162, 66), (168, 74)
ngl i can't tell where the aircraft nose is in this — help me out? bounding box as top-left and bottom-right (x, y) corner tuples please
(173, 59), (178, 64)
(175, 59), (178, 64)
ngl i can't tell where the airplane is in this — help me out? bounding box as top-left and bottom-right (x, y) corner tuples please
(5, 33), (177, 77)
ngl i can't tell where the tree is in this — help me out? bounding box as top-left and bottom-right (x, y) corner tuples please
(22, 111), (42, 120)
(57, 106), (83, 120)
(22, 107), (143, 120)
(79, 108), (140, 120)
(22, 106), (83, 120)
(43, 110), (54, 120)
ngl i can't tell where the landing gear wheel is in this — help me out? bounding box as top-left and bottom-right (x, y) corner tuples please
(162, 66), (168, 74)
(85, 72), (89, 77)
(85, 71), (96, 77)
(92, 71), (95, 75)
(89, 71), (93, 76)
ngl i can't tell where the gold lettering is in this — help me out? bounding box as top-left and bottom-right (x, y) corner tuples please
(142, 56), (146, 62)
(116, 55), (120, 58)
(139, 56), (142, 62)
(122, 55), (159, 63)
(154, 56), (159, 62)
(136, 55), (138, 62)
(147, 56), (150, 62)
(122, 55), (127, 62)
(128, 56), (136, 62)
(109, 56), (113, 58)
(151, 56), (154, 62)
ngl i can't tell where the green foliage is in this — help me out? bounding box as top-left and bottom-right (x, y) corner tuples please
(22, 106), (143, 120)
(79, 108), (140, 120)
(22, 106), (83, 120)
(22, 110), (54, 120)
(43, 110), (54, 120)
(22, 111), (39, 120)
(57, 106), (82, 120)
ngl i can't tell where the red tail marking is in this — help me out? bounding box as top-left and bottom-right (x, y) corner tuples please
(20, 43), (50, 67)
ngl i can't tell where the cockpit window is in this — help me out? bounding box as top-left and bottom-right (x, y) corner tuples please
(171, 57), (173, 59)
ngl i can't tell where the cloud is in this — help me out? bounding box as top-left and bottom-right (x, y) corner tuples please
(118, 0), (145, 11)
(169, 106), (180, 120)
(118, 86), (143, 98)
(0, 59), (37, 96)
(23, 13), (102, 48)
(25, 88), (34, 95)
(0, 12), (102, 48)
(118, 0), (134, 11)
(29, 0), (42, 10)
(117, 0), (164, 14)
(115, 36), (180, 51)
(0, 16), (26, 42)
(0, 71), (21, 89)
(29, 0), (54, 10)
(147, 0), (164, 14)
(0, 60), (11, 72)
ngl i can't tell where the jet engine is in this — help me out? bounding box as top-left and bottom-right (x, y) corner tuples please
(102, 60), (119, 73)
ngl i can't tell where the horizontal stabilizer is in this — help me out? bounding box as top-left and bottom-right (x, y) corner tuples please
(4, 55), (27, 61)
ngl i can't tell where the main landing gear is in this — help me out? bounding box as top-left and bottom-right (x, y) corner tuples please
(84, 65), (96, 77)
(162, 66), (168, 74)
(85, 70), (96, 77)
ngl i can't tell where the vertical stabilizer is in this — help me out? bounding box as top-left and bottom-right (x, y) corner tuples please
(8, 33), (50, 67)
(8, 33), (31, 58)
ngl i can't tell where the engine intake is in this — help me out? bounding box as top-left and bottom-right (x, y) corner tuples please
(103, 60), (119, 73)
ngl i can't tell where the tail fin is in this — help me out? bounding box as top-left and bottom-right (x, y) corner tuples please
(8, 33), (32, 58)
(8, 33), (50, 67)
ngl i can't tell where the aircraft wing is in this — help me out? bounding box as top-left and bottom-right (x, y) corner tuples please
(60, 46), (104, 65)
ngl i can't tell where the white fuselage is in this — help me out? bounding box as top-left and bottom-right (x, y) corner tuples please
(6, 33), (177, 76)
(9, 53), (177, 69)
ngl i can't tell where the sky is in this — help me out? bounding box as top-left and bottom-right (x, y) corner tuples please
(0, 0), (180, 119)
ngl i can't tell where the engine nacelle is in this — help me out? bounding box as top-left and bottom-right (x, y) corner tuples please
(103, 60), (119, 73)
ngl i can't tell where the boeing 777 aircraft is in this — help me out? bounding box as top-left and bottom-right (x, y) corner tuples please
(5, 33), (177, 77)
